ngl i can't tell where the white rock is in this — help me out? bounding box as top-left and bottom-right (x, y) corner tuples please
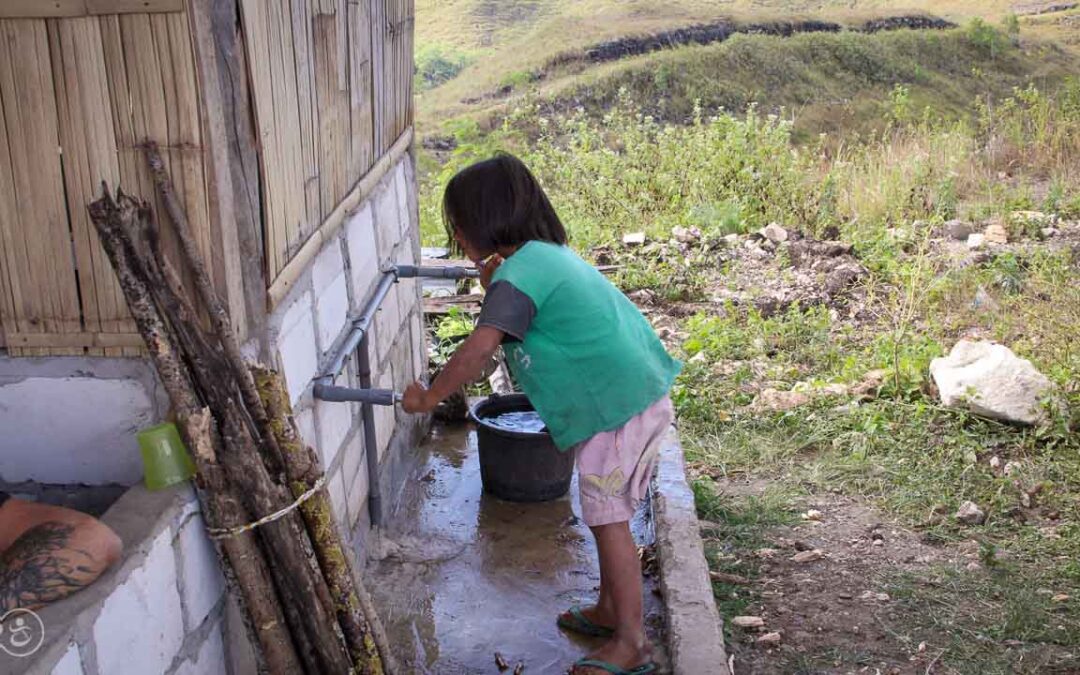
(622, 232), (646, 245)
(801, 509), (823, 521)
(791, 549), (824, 563)
(672, 226), (701, 243)
(930, 340), (1054, 425)
(955, 501), (986, 526)
(731, 616), (766, 628)
(1004, 461), (1022, 476)
(984, 223), (1009, 245)
(756, 632), (782, 646)
(967, 233), (986, 249)
(760, 223), (789, 244)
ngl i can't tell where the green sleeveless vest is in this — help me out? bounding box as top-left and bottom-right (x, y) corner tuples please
(492, 241), (681, 449)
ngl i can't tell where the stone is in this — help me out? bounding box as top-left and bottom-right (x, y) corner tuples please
(622, 232), (646, 246)
(672, 226), (701, 243)
(984, 223), (1009, 245)
(723, 233), (741, 246)
(731, 616), (766, 629)
(755, 548), (778, 559)
(177, 514), (226, 631)
(750, 388), (811, 413)
(761, 223), (789, 244)
(989, 456), (1002, 472)
(955, 501), (986, 526)
(1004, 461), (1022, 476)
(859, 590), (890, 602)
(756, 632), (782, 646)
(791, 549), (824, 563)
(93, 529), (184, 675)
(1051, 593), (1070, 603)
(824, 263), (864, 296)
(1041, 227), (1059, 239)
(930, 340), (1054, 425)
(945, 219), (974, 241)
(967, 233), (986, 249)
(801, 509), (823, 521)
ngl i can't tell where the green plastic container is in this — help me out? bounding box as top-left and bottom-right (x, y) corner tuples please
(138, 423), (196, 491)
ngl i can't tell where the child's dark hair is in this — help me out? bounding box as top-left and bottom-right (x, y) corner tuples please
(443, 153), (567, 256)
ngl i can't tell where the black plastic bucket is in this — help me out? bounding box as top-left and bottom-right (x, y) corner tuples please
(469, 393), (574, 502)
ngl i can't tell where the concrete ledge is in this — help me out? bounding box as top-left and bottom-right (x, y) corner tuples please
(652, 429), (731, 675)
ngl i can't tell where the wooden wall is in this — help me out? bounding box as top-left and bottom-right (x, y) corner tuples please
(0, 8), (214, 356)
(241, 0), (414, 284)
(0, 0), (415, 356)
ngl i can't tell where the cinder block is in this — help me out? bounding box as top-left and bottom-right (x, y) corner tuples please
(223, 593), (258, 675)
(176, 513), (226, 632)
(345, 204), (381, 308)
(341, 430), (365, 493)
(403, 156), (419, 225)
(374, 284), (402, 365)
(315, 398), (356, 469)
(345, 450), (369, 527)
(172, 620), (226, 675)
(373, 179), (401, 261)
(373, 367), (396, 461)
(93, 528), (184, 675)
(275, 292), (318, 404)
(394, 161), (410, 239)
(411, 311), (429, 384)
(312, 237), (345, 295)
(294, 406), (318, 455)
(50, 644), (83, 675)
(315, 271), (349, 355)
(327, 468), (348, 531)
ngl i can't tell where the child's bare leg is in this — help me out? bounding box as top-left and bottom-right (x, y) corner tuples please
(575, 521), (650, 672)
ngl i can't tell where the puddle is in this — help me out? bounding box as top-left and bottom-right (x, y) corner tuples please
(367, 422), (668, 674)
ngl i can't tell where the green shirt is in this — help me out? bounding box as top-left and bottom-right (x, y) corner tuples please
(487, 241), (681, 449)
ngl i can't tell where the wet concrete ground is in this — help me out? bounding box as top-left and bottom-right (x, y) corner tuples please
(366, 422), (668, 675)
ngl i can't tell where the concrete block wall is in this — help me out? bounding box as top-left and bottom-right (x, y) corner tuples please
(9, 485), (247, 675)
(267, 154), (428, 536)
(0, 358), (169, 486)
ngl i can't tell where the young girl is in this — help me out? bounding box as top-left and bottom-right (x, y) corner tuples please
(402, 154), (680, 675)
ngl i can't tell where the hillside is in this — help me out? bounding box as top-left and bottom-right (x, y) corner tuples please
(415, 0), (1078, 133)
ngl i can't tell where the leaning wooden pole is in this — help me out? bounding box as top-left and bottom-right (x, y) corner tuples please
(253, 366), (393, 674)
(88, 187), (301, 675)
(142, 142), (284, 470)
(121, 192), (352, 675)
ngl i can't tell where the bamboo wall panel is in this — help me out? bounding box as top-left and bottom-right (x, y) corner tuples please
(0, 10), (215, 356)
(242, 0), (413, 284)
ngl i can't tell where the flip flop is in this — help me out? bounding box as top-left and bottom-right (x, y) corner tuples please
(557, 606), (615, 638)
(570, 658), (657, 674)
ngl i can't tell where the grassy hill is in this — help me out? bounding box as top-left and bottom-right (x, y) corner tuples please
(415, 1), (1080, 136)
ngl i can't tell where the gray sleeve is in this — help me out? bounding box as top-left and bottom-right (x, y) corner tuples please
(477, 280), (535, 342)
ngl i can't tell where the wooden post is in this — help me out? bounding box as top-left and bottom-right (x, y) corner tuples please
(253, 366), (394, 674)
(88, 186), (301, 675)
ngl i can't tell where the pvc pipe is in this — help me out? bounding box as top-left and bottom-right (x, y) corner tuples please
(315, 385), (400, 406)
(394, 264), (479, 280)
(357, 333), (383, 528)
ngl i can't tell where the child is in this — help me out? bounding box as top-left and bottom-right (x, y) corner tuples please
(402, 154), (680, 675)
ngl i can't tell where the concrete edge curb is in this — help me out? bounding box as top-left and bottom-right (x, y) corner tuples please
(652, 427), (731, 675)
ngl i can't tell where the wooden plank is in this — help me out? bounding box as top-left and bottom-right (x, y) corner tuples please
(184, 0), (263, 340)
(0, 0), (183, 18)
(3, 331), (145, 349)
(423, 294), (482, 315)
(0, 53), (20, 352)
(368, 0), (384, 155)
(313, 8), (346, 220)
(0, 19), (82, 356)
(268, 126), (411, 306)
(347, 0), (373, 180)
(265, 0), (305, 254)
(240, 0), (286, 278)
(290, 0), (321, 231)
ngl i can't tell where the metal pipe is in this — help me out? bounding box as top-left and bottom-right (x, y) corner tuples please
(316, 385), (400, 407)
(315, 269), (398, 386)
(394, 264), (479, 280)
(356, 333), (382, 527)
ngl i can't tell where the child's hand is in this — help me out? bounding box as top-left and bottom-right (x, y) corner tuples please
(402, 381), (437, 414)
(479, 255), (503, 290)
